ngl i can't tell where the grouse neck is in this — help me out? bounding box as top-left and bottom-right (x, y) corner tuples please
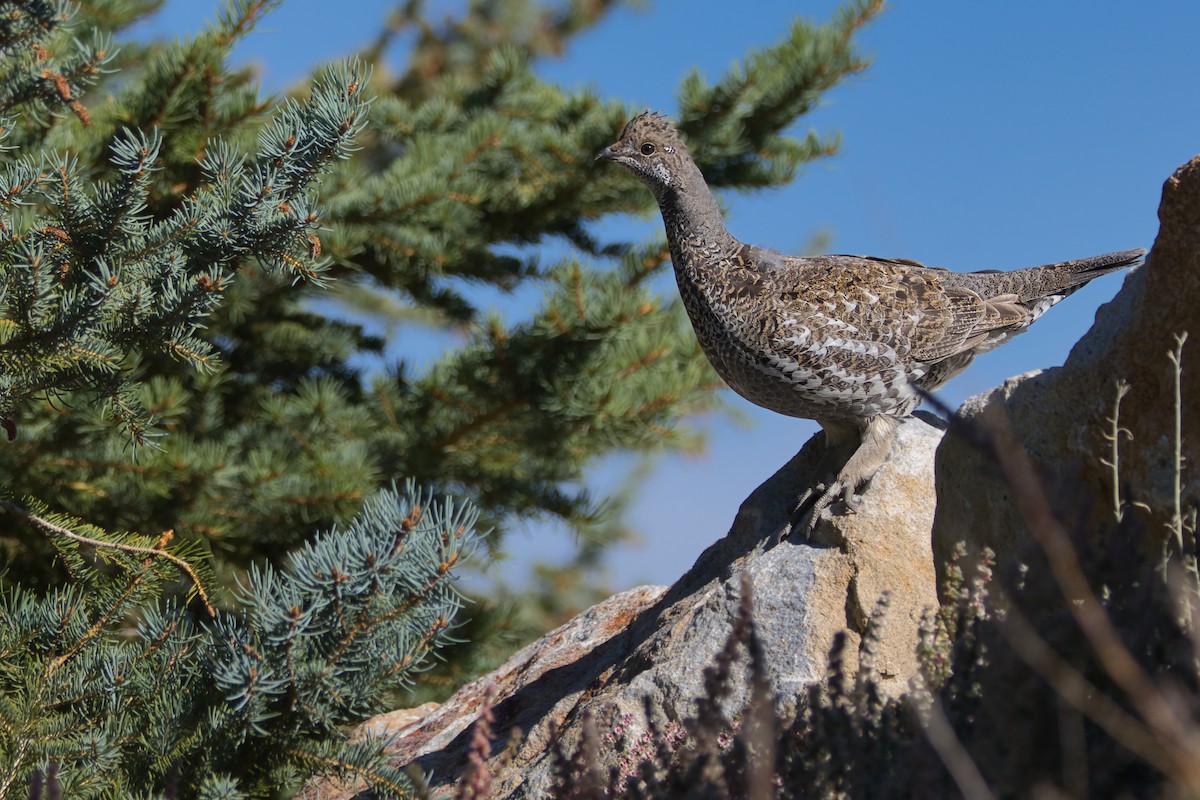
(656, 161), (737, 254)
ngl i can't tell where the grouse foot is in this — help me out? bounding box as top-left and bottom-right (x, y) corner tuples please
(782, 416), (900, 541)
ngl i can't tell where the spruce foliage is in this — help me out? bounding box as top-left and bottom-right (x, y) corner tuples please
(2, 484), (476, 797)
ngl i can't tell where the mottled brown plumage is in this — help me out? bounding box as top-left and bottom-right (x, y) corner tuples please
(597, 111), (1144, 536)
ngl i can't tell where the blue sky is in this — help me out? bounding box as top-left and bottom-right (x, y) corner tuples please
(141, 1), (1200, 588)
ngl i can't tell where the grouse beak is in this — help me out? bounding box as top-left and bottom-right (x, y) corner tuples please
(595, 144), (620, 163)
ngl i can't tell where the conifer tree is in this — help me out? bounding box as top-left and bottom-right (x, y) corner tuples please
(0, 0), (882, 793)
(2, 0), (880, 576)
(0, 1), (479, 794)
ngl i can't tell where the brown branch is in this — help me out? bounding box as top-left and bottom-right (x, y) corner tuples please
(1, 499), (214, 619)
(979, 404), (1200, 788)
(915, 692), (995, 800)
(996, 596), (1178, 779)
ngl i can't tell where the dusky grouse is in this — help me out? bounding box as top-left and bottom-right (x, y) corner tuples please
(597, 111), (1143, 537)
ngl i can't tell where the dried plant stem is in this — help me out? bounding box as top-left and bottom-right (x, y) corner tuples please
(979, 404), (1200, 790)
(1163, 332), (1199, 634)
(1099, 379), (1131, 524)
(1167, 332), (1190, 557)
(918, 693), (995, 800)
(996, 597), (1174, 777)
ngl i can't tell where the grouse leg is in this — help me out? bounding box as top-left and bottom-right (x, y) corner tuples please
(786, 416), (900, 539)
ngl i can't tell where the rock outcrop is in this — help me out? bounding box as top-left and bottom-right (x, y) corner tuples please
(306, 155), (1200, 799)
(934, 156), (1200, 584)
(304, 417), (944, 799)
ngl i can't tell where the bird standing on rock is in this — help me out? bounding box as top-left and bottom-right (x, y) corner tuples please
(596, 111), (1144, 537)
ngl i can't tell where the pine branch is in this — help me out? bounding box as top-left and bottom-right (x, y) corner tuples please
(0, 482), (478, 795)
(676, 0), (884, 188)
(0, 52), (372, 444)
(0, 498), (214, 619)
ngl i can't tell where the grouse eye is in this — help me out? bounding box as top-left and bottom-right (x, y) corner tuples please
(640, 142), (656, 155)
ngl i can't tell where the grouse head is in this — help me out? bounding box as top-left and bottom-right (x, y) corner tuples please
(596, 111), (692, 197)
